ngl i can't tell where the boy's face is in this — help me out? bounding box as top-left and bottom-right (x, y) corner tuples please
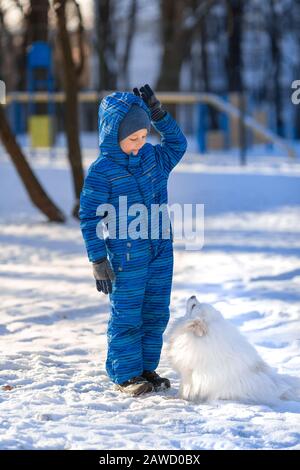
(119, 128), (148, 156)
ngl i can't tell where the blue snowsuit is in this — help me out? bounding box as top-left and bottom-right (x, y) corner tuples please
(79, 92), (187, 384)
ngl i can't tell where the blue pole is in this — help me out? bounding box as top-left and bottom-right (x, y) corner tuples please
(220, 94), (230, 150)
(197, 103), (207, 153)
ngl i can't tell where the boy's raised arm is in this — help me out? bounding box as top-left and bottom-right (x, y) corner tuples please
(152, 112), (187, 177)
(133, 84), (187, 177)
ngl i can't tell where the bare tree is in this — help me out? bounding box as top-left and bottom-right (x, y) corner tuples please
(268, 0), (283, 136)
(293, 0), (300, 138)
(199, 13), (219, 129)
(94, 0), (118, 90)
(27, 0), (49, 43)
(9, 0), (49, 91)
(156, 0), (216, 92)
(53, 0), (85, 218)
(0, 2), (65, 222)
(0, 105), (65, 222)
(225, 0), (244, 93)
(0, 3), (12, 85)
(119, 0), (138, 88)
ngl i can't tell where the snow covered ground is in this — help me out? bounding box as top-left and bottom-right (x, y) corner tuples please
(0, 143), (300, 450)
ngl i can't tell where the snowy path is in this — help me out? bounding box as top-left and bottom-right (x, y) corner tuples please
(0, 152), (300, 449)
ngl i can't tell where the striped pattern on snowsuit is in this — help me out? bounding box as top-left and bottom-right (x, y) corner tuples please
(79, 92), (187, 384)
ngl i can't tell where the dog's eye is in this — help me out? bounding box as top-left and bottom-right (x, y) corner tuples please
(191, 304), (196, 311)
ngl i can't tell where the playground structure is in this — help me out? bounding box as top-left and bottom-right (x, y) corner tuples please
(3, 90), (295, 160)
(27, 41), (56, 149)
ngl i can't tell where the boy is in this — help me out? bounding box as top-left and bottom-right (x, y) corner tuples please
(79, 85), (187, 396)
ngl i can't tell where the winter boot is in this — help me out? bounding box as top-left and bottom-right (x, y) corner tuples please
(142, 370), (171, 391)
(115, 375), (155, 396)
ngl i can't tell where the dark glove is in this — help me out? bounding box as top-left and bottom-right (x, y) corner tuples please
(133, 84), (167, 121)
(92, 257), (116, 295)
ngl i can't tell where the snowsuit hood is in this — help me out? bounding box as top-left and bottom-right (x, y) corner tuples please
(98, 92), (151, 168)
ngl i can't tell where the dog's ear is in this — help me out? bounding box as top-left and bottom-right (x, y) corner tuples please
(186, 319), (208, 337)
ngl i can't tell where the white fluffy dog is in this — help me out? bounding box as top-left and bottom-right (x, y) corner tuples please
(167, 296), (300, 405)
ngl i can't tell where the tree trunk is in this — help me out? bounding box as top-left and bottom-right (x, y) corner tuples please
(0, 105), (65, 222)
(27, 0), (49, 43)
(15, 0), (49, 92)
(54, 0), (84, 218)
(200, 20), (209, 93)
(293, 0), (300, 139)
(156, 0), (215, 117)
(95, 0), (117, 90)
(28, 0), (50, 114)
(226, 1), (246, 163)
(0, 6), (13, 88)
(200, 17), (218, 129)
(269, 0), (283, 136)
(156, 0), (185, 92)
(120, 0), (137, 89)
(226, 0), (243, 93)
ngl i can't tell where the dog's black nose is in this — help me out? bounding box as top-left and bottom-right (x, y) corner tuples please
(190, 295), (196, 300)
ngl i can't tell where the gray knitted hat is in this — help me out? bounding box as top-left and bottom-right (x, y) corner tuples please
(118, 104), (150, 142)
